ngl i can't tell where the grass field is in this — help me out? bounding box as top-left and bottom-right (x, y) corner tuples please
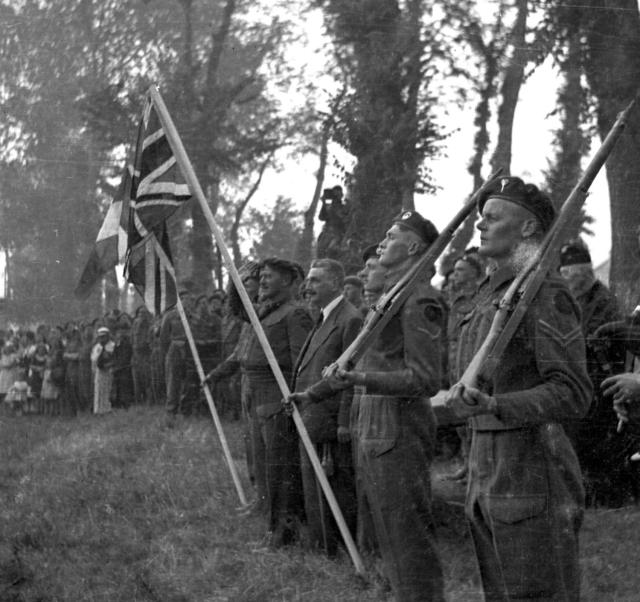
(0, 407), (638, 601)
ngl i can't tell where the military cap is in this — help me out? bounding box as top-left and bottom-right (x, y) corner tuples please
(362, 243), (379, 263)
(97, 326), (110, 335)
(344, 275), (363, 289)
(261, 257), (299, 280)
(560, 242), (592, 266)
(393, 210), (439, 246)
(478, 176), (555, 232)
(208, 290), (225, 301)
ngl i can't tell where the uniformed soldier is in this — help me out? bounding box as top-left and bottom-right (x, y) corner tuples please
(131, 305), (152, 405)
(445, 176), (592, 601)
(160, 285), (194, 422)
(244, 258), (313, 546)
(445, 252), (483, 480)
(559, 241), (628, 505)
(205, 262), (262, 507)
(328, 211), (445, 602)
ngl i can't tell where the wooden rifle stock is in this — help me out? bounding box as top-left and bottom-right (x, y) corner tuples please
(332, 170), (503, 372)
(461, 97), (637, 389)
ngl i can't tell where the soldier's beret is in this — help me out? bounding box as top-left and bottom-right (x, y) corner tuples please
(208, 290), (225, 301)
(261, 257), (299, 280)
(393, 210), (439, 246)
(362, 243), (379, 263)
(560, 242), (592, 266)
(478, 176), (555, 232)
(344, 275), (363, 288)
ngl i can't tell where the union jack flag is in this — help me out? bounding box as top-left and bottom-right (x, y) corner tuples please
(130, 93), (192, 243)
(126, 223), (177, 316)
(125, 92), (189, 314)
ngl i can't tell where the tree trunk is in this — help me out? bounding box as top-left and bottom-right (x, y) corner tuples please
(489, 0), (528, 174)
(441, 46), (499, 275)
(544, 30), (588, 239)
(295, 99), (340, 270)
(321, 0), (435, 270)
(580, 0), (640, 311)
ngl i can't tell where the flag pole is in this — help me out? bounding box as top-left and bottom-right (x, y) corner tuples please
(149, 85), (365, 575)
(153, 239), (248, 506)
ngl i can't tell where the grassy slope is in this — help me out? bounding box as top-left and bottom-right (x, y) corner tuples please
(0, 408), (637, 601)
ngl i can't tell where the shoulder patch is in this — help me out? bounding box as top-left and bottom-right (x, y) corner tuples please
(553, 291), (574, 315)
(422, 302), (442, 323)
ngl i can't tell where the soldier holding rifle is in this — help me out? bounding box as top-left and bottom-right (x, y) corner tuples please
(327, 211), (446, 602)
(445, 177), (592, 601)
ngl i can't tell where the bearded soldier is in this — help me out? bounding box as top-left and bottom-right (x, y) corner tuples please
(446, 177), (592, 601)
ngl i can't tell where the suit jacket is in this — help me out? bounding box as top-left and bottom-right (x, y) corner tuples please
(292, 297), (363, 442)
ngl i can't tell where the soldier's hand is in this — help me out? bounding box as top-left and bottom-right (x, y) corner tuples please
(326, 368), (363, 390)
(284, 392), (310, 414)
(445, 383), (498, 418)
(337, 426), (350, 444)
(594, 320), (640, 354)
(322, 361), (340, 380)
(601, 373), (640, 405)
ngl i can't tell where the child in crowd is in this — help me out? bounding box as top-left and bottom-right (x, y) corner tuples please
(28, 343), (47, 414)
(4, 368), (30, 416)
(0, 343), (18, 402)
(41, 350), (62, 416)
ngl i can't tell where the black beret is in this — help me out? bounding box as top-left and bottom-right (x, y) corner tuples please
(261, 257), (299, 280)
(560, 242), (592, 266)
(362, 243), (379, 263)
(393, 210), (439, 246)
(344, 275), (363, 288)
(478, 176), (555, 232)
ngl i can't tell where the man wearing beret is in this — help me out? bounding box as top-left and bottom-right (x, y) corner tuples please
(342, 274), (365, 317)
(243, 257), (313, 547)
(559, 241), (628, 505)
(328, 211), (445, 601)
(445, 176), (592, 600)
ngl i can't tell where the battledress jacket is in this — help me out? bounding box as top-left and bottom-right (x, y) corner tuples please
(455, 265), (592, 506)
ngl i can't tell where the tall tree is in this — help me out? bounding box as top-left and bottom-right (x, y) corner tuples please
(0, 0), (301, 320)
(543, 30), (592, 240)
(549, 0), (640, 310)
(439, 0), (508, 274)
(316, 0), (444, 264)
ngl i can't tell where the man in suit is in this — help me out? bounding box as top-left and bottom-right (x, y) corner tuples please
(288, 258), (362, 556)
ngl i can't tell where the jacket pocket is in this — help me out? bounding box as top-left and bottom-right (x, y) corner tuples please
(360, 437), (396, 458)
(487, 494), (547, 524)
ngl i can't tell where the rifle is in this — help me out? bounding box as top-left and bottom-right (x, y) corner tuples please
(460, 97), (637, 391)
(325, 170), (503, 374)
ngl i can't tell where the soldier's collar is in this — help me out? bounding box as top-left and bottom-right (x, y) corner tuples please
(487, 264), (516, 292)
(258, 292), (291, 318)
(383, 259), (422, 291)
